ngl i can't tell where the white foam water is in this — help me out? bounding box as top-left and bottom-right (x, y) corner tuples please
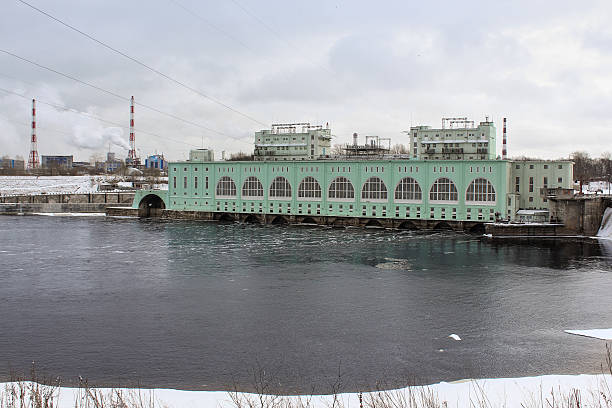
(597, 207), (612, 238)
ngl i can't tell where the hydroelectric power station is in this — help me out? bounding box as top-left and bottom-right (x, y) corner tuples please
(125, 117), (580, 233)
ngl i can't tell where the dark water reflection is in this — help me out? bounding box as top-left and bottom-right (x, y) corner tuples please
(0, 216), (610, 393)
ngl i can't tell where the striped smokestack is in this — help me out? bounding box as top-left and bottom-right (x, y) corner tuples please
(128, 96), (136, 161)
(502, 117), (507, 160)
(28, 99), (39, 169)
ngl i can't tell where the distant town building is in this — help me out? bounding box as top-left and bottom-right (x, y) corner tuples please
(41, 155), (73, 168)
(189, 149), (214, 162)
(95, 152), (124, 173)
(408, 118), (497, 160)
(0, 156), (25, 169)
(145, 154), (167, 171)
(254, 123), (332, 161)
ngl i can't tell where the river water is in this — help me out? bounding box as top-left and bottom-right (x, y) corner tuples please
(0, 216), (611, 393)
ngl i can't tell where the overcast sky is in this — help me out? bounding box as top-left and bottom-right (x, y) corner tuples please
(1, 0), (611, 162)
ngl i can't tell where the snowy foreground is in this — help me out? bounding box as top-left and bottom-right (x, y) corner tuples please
(3, 374), (612, 408)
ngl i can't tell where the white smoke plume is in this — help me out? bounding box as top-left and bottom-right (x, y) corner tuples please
(70, 124), (130, 151)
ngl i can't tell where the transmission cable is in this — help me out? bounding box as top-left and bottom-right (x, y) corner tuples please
(0, 87), (201, 147)
(0, 49), (251, 144)
(15, 0), (266, 126)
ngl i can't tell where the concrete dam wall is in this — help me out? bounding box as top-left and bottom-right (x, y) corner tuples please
(0, 192), (134, 214)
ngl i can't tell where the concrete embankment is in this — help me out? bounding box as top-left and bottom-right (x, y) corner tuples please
(0, 192), (134, 215)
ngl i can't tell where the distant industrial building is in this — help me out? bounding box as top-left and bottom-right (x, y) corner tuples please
(145, 154), (167, 171)
(41, 155), (73, 169)
(95, 152), (124, 173)
(254, 123), (332, 161)
(0, 156), (25, 169)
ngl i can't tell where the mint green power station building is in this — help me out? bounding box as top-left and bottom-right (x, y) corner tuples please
(134, 119), (573, 231)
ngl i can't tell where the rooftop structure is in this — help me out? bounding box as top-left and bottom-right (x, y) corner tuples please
(189, 149), (214, 162)
(341, 134), (391, 158)
(407, 117), (497, 160)
(254, 123), (332, 161)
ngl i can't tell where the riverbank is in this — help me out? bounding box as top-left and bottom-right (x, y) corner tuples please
(3, 373), (612, 407)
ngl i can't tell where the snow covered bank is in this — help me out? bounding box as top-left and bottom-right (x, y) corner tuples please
(0, 176), (106, 195)
(3, 374), (612, 408)
(565, 329), (612, 340)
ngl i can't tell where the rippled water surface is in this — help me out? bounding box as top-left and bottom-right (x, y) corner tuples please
(0, 216), (611, 392)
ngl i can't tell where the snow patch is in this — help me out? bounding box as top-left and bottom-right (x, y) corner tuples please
(565, 329), (612, 340)
(32, 212), (106, 217)
(2, 374), (612, 408)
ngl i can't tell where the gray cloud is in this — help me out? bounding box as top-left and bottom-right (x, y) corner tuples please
(1, 0), (612, 161)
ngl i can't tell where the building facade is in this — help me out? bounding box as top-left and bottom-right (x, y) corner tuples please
(165, 159), (514, 222)
(0, 157), (25, 169)
(133, 119), (574, 225)
(408, 118), (497, 160)
(41, 155), (73, 168)
(254, 123), (332, 161)
(145, 154), (167, 171)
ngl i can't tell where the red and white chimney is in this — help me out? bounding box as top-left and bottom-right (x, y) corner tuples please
(502, 117), (507, 160)
(128, 96), (137, 162)
(28, 99), (39, 169)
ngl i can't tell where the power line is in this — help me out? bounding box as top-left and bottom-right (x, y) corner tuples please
(169, 0), (254, 54)
(228, 0), (336, 77)
(15, 0), (266, 126)
(0, 87), (201, 147)
(0, 49), (251, 143)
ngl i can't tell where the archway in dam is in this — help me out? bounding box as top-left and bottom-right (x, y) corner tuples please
(469, 223), (486, 234)
(270, 215), (289, 225)
(364, 219), (384, 228)
(398, 220), (418, 230)
(301, 217), (317, 225)
(243, 214), (261, 224)
(138, 194), (166, 218)
(433, 221), (454, 231)
(218, 213), (236, 223)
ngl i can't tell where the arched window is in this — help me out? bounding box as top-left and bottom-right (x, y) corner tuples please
(216, 176), (236, 197)
(269, 176), (292, 199)
(429, 178), (458, 202)
(466, 178), (496, 203)
(361, 177), (388, 201)
(298, 176), (321, 199)
(394, 177), (422, 202)
(242, 176), (264, 198)
(328, 176), (354, 200)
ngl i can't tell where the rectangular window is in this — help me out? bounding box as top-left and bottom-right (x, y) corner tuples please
(529, 177), (534, 193)
(173, 177), (176, 189)
(543, 177), (548, 188)
(194, 176), (198, 189)
(515, 177), (520, 193)
(205, 177), (209, 189)
(184, 176), (187, 189)
(558, 177), (563, 183)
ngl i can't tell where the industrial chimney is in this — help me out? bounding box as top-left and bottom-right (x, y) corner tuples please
(502, 117), (507, 160)
(28, 99), (39, 169)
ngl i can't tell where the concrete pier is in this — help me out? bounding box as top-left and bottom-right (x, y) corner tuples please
(0, 192), (134, 215)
